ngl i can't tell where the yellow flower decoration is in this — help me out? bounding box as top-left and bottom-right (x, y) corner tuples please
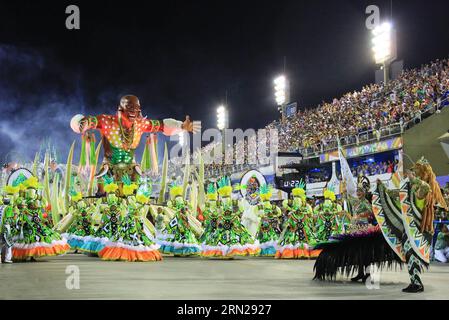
(136, 194), (149, 204)
(104, 183), (119, 194)
(292, 187), (306, 197)
(207, 193), (218, 201)
(260, 192), (272, 202)
(4, 185), (20, 195)
(123, 183), (138, 196)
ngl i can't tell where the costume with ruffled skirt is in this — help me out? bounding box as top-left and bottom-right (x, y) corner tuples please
(275, 204), (316, 259)
(313, 177), (403, 281)
(157, 191), (201, 256)
(201, 197), (260, 258)
(78, 179), (124, 254)
(98, 197), (162, 262)
(12, 182), (69, 260)
(256, 200), (282, 257)
(313, 194), (344, 244)
(62, 205), (96, 252)
(198, 200), (219, 244)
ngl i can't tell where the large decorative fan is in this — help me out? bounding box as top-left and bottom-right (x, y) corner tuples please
(6, 168), (34, 186)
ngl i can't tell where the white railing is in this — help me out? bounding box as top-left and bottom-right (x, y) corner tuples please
(297, 96), (448, 158)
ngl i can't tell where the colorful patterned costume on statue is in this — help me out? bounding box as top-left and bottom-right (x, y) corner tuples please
(276, 186), (318, 259)
(98, 177), (162, 262)
(372, 158), (448, 293)
(70, 95), (197, 185)
(12, 177), (70, 261)
(157, 185), (201, 256)
(201, 177), (260, 258)
(255, 185), (282, 257)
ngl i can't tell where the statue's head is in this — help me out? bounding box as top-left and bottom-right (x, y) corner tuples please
(412, 158), (432, 182)
(118, 95), (142, 123)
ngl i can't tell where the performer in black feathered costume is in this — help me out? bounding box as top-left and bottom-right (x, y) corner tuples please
(313, 176), (403, 283)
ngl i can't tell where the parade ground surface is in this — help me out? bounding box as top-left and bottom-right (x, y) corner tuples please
(1, 254), (449, 300)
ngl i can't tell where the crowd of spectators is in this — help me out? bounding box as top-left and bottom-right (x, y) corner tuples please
(268, 58), (449, 153)
(303, 160), (398, 184)
(169, 58), (449, 178)
(350, 159), (398, 177)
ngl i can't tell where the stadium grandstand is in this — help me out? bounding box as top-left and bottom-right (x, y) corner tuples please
(168, 58), (449, 198)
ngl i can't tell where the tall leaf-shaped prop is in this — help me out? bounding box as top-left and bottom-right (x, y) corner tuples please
(50, 174), (60, 225)
(157, 143), (169, 205)
(151, 134), (159, 174)
(79, 134), (87, 167)
(141, 135), (152, 172)
(190, 179), (198, 212)
(197, 150), (205, 211)
(58, 180), (65, 218)
(88, 139), (102, 196)
(43, 153), (51, 208)
(182, 154), (190, 197)
(89, 133), (96, 166)
(64, 141), (76, 214)
(32, 152), (40, 177)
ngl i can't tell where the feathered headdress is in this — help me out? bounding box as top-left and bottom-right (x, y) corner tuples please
(23, 176), (40, 190)
(217, 176), (232, 197)
(69, 188), (83, 202)
(103, 176), (119, 194)
(169, 182), (183, 199)
(259, 184), (273, 202)
(136, 190), (151, 204)
(323, 188), (336, 202)
(206, 183), (218, 200)
(292, 179), (306, 200)
(122, 174), (138, 196)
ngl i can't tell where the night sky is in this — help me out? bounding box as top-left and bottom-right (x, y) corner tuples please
(0, 0), (448, 163)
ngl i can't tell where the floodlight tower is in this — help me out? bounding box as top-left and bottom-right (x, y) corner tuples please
(274, 75), (290, 121)
(217, 105), (228, 131)
(372, 22), (397, 84)
(217, 105), (228, 155)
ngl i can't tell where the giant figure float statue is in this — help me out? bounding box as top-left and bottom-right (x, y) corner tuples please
(70, 95), (198, 189)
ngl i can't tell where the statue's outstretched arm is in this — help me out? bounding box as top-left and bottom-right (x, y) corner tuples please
(70, 114), (104, 134)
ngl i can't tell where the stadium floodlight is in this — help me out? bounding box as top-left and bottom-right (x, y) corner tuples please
(217, 105), (227, 130)
(371, 22), (396, 83)
(274, 75), (287, 106)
